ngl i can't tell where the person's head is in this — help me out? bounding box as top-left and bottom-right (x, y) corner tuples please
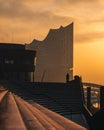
(74, 75), (80, 81)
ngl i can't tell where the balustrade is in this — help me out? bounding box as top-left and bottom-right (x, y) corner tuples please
(83, 82), (104, 114)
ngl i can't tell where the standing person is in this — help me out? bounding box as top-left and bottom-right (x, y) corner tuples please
(66, 73), (70, 83)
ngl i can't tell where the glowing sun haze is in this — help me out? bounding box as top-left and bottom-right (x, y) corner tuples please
(0, 0), (104, 85)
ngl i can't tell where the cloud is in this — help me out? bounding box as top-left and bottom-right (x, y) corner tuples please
(0, 0), (73, 43)
(0, 0), (104, 44)
(24, 0), (53, 5)
(0, 0), (70, 24)
(0, 0), (54, 19)
(75, 32), (104, 43)
(0, 0), (31, 19)
(54, 0), (99, 4)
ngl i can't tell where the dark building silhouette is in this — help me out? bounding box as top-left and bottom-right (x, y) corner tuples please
(0, 43), (36, 81)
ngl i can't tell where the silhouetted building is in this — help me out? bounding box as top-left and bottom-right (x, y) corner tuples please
(0, 43), (36, 81)
(26, 23), (73, 82)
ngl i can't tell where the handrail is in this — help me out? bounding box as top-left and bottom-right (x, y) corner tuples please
(82, 82), (104, 112)
(83, 82), (103, 88)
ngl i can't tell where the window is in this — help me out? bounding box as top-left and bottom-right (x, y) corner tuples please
(5, 59), (14, 64)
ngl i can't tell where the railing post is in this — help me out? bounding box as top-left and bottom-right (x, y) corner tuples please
(100, 86), (104, 109)
(87, 87), (91, 110)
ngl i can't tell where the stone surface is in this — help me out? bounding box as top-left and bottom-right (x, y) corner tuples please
(0, 88), (87, 130)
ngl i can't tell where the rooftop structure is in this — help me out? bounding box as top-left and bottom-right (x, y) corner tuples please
(0, 43), (36, 81)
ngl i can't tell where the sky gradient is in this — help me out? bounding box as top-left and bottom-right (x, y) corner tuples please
(0, 0), (104, 84)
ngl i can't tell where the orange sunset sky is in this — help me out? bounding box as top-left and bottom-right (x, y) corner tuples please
(0, 0), (104, 85)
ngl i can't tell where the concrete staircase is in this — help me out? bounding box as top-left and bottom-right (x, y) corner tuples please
(0, 88), (87, 130)
(1, 81), (84, 116)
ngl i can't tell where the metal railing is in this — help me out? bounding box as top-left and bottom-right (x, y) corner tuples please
(83, 82), (104, 114)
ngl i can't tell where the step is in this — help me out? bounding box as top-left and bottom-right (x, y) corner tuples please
(0, 92), (26, 130)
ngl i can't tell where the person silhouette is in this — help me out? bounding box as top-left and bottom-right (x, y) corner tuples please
(66, 73), (70, 83)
